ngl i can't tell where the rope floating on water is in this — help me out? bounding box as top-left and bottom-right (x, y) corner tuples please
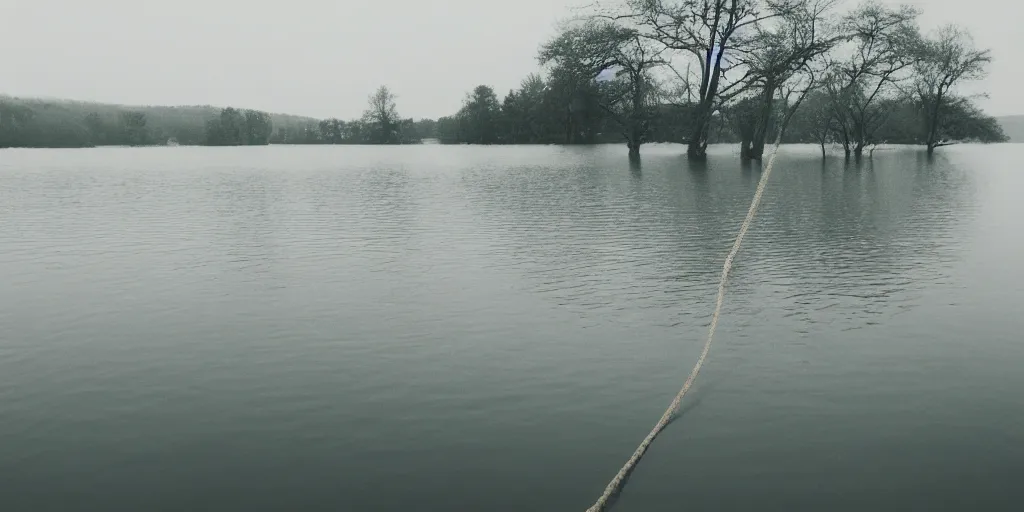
(585, 134), (786, 512)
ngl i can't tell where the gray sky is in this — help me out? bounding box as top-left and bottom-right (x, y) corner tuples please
(2, 0), (1020, 119)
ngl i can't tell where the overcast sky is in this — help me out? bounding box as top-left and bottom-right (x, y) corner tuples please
(2, 0), (1020, 119)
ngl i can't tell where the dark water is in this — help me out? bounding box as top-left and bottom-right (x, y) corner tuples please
(1, 144), (1022, 511)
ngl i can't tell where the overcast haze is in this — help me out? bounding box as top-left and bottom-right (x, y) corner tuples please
(3, 0), (1021, 119)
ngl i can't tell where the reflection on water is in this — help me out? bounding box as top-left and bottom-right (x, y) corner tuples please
(456, 145), (976, 336)
(0, 144), (1022, 512)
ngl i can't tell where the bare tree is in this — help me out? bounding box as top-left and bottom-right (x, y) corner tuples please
(735, 0), (841, 159)
(914, 25), (991, 153)
(826, 1), (920, 159)
(540, 20), (665, 160)
(795, 89), (837, 158)
(363, 85), (401, 144)
(611, 0), (802, 159)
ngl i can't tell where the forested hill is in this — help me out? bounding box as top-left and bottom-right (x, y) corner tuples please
(0, 95), (319, 148)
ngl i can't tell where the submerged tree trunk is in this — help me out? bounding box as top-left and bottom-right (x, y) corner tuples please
(627, 124), (641, 160)
(746, 83), (777, 161)
(924, 91), (946, 155)
(747, 137), (768, 160)
(628, 141), (641, 162)
(626, 72), (646, 162)
(687, 48), (727, 160)
(923, 89), (945, 153)
(738, 119), (755, 160)
(740, 137), (752, 160)
(687, 101), (713, 159)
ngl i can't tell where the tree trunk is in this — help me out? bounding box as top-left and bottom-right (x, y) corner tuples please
(564, 106), (573, 144)
(747, 140), (765, 160)
(925, 89), (944, 151)
(626, 119), (642, 161)
(820, 141), (826, 159)
(627, 71), (645, 163)
(739, 117), (755, 161)
(747, 143), (765, 160)
(687, 104), (712, 160)
(748, 83), (776, 161)
(628, 142), (641, 162)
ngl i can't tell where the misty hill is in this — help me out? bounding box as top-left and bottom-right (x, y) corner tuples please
(0, 95), (320, 148)
(996, 116), (1024, 142)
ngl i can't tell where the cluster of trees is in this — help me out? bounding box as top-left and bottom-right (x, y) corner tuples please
(204, 108), (274, 146)
(434, 79), (706, 148)
(269, 86), (436, 145)
(437, 0), (1006, 160)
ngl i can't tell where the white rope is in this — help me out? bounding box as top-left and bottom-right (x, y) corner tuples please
(585, 134), (785, 512)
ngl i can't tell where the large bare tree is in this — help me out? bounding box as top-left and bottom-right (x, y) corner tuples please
(363, 85), (401, 144)
(611, 0), (804, 159)
(734, 0), (840, 159)
(913, 25), (991, 153)
(825, 1), (920, 159)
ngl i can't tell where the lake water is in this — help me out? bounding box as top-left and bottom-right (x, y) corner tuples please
(1, 143), (1022, 511)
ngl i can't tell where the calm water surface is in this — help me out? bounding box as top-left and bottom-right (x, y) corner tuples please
(1, 144), (1022, 511)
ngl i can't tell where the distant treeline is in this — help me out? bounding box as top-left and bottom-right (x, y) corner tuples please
(0, 89), (436, 148)
(0, 96), (321, 148)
